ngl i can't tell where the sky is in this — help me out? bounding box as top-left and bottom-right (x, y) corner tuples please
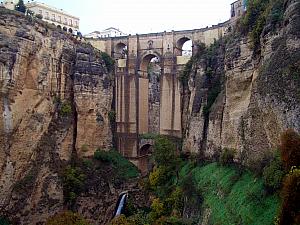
(35, 0), (234, 35)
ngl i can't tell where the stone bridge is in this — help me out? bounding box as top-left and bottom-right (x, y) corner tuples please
(87, 23), (229, 169)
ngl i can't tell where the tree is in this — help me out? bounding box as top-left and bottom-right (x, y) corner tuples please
(153, 136), (177, 167)
(280, 129), (300, 171)
(15, 0), (26, 14)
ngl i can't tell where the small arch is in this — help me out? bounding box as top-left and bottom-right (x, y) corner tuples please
(140, 53), (161, 78)
(176, 37), (192, 56)
(115, 42), (128, 59)
(139, 144), (152, 156)
(57, 25), (62, 30)
(63, 26), (67, 32)
(68, 28), (73, 34)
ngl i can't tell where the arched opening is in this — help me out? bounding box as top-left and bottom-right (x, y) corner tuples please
(140, 54), (161, 78)
(115, 42), (127, 59)
(176, 37), (192, 56)
(139, 144), (152, 157)
(63, 27), (67, 32)
(140, 53), (161, 134)
(68, 28), (73, 34)
(57, 25), (62, 30)
(138, 144), (153, 175)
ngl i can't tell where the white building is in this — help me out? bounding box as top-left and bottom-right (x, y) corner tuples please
(85, 27), (127, 39)
(1, 0), (80, 34)
(1, 0), (18, 10)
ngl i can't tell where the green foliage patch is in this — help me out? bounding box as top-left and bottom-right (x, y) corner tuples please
(94, 149), (139, 179)
(100, 52), (115, 73)
(46, 211), (90, 225)
(191, 163), (280, 225)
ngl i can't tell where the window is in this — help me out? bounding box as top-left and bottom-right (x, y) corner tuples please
(69, 19), (72, 26)
(39, 9), (42, 14)
(75, 21), (78, 27)
(52, 14), (55, 21)
(58, 16), (61, 22)
(46, 11), (49, 19)
(64, 17), (67, 24)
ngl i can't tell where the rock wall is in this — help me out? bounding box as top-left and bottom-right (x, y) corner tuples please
(182, 0), (300, 168)
(0, 9), (114, 224)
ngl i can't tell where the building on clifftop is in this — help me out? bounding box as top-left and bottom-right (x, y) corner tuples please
(0, 0), (80, 34)
(85, 27), (127, 39)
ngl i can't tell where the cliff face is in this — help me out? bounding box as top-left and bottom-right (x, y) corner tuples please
(182, 0), (300, 168)
(0, 9), (113, 224)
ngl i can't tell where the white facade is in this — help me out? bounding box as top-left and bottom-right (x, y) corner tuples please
(26, 1), (80, 33)
(1, 0), (19, 10)
(1, 1), (80, 33)
(85, 27), (127, 39)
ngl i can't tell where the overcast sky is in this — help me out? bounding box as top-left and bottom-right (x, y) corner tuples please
(35, 0), (234, 35)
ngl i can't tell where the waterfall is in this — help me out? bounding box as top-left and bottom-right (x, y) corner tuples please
(114, 192), (128, 217)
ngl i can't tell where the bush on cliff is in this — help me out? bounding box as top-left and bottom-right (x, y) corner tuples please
(280, 129), (300, 171)
(277, 168), (300, 225)
(94, 149), (139, 179)
(15, 0), (26, 13)
(46, 211), (90, 225)
(100, 52), (115, 73)
(62, 166), (86, 204)
(262, 150), (285, 193)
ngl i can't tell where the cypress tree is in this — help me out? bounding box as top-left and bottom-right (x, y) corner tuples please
(15, 0), (26, 14)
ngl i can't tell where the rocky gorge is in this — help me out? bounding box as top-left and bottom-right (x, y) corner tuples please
(0, 0), (299, 224)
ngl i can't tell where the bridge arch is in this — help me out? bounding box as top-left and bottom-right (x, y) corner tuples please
(114, 42), (128, 59)
(176, 37), (193, 56)
(139, 52), (162, 78)
(138, 144), (152, 156)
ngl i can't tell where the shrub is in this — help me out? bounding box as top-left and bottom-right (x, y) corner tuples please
(110, 215), (130, 225)
(280, 129), (300, 171)
(149, 167), (165, 187)
(262, 150), (285, 193)
(219, 148), (236, 166)
(108, 111), (116, 122)
(277, 168), (300, 225)
(15, 0), (26, 13)
(46, 211), (90, 225)
(153, 136), (177, 167)
(62, 166), (85, 204)
(94, 149), (139, 179)
(0, 217), (10, 225)
(60, 101), (72, 116)
(100, 52), (115, 73)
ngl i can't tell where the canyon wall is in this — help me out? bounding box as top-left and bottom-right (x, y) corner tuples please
(0, 8), (114, 224)
(182, 0), (300, 169)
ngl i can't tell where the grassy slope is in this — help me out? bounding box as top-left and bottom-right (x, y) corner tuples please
(180, 163), (280, 225)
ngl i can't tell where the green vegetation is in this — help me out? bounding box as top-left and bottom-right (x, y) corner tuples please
(139, 133), (158, 139)
(262, 151), (284, 193)
(62, 166), (86, 204)
(277, 168), (300, 225)
(191, 163), (280, 225)
(279, 129), (300, 171)
(108, 110), (116, 122)
(94, 149), (139, 179)
(46, 211), (90, 225)
(237, 0), (284, 54)
(0, 217), (10, 225)
(14, 170), (36, 192)
(60, 101), (72, 117)
(15, 0), (26, 13)
(100, 52), (115, 73)
(219, 148), (236, 166)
